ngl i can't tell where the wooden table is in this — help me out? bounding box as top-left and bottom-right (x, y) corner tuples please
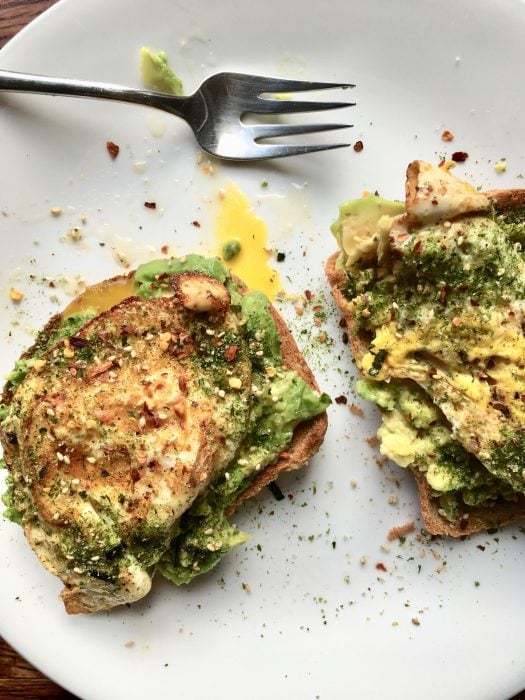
(1, 2), (524, 700)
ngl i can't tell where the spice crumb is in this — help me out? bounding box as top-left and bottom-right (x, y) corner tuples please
(451, 151), (468, 162)
(124, 640), (135, 648)
(411, 617), (421, 626)
(9, 288), (24, 302)
(348, 403), (364, 416)
(387, 521), (415, 541)
(106, 141), (120, 159)
(441, 130), (454, 142)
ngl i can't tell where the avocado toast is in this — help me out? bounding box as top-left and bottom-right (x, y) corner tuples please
(0, 255), (329, 613)
(326, 161), (525, 535)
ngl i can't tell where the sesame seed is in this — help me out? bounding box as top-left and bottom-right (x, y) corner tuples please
(63, 454), (71, 465)
(138, 416), (146, 428)
(217, 389), (226, 398)
(73, 567), (84, 574)
(71, 478), (80, 485)
(238, 459), (248, 466)
(56, 452), (64, 461)
(86, 456), (96, 464)
(255, 350), (264, 357)
(204, 528), (213, 535)
(158, 412), (168, 420)
(53, 512), (60, 520)
(228, 377), (242, 390)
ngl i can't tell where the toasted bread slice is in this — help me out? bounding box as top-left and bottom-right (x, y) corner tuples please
(1, 266), (328, 612)
(326, 189), (525, 536)
(2, 274), (328, 512)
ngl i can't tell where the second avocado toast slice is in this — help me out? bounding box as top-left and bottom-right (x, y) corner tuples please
(326, 161), (525, 535)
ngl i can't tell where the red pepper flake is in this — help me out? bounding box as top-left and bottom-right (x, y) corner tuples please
(353, 140), (364, 152)
(279, 452), (291, 459)
(438, 285), (449, 305)
(191, 220), (201, 228)
(305, 289), (313, 301)
(335, 395), (348, 405)
(144, 201), (157, 209)
(375, 562), (387, 572)
(339, 317), (347, 328)
(48, 281), (56, 288)
(106, 141), (120, 159)
(224, 345), (239, 362)
(412, 240), (423, 254)
(441, 130), (454, 142)
(161, 245), (169, 255)
(477, 544), (486, 551)
(342, 332), (349, 345)
(178, 375), (188, 394)
(452, 151), (468, 163)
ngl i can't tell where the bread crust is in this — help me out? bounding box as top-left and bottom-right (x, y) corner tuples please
(325, 190), (525, 536)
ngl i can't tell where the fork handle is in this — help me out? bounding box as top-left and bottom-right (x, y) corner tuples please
(0, 69), (190, 118)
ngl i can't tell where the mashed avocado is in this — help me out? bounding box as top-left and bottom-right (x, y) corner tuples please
(140, 47), (183, 95)
(357, 377), (515, 521)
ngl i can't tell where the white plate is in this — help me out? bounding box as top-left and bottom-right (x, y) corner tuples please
(1, 1), (524, 698)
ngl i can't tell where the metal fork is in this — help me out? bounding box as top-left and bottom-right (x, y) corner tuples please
(0, 69), (354, 160)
